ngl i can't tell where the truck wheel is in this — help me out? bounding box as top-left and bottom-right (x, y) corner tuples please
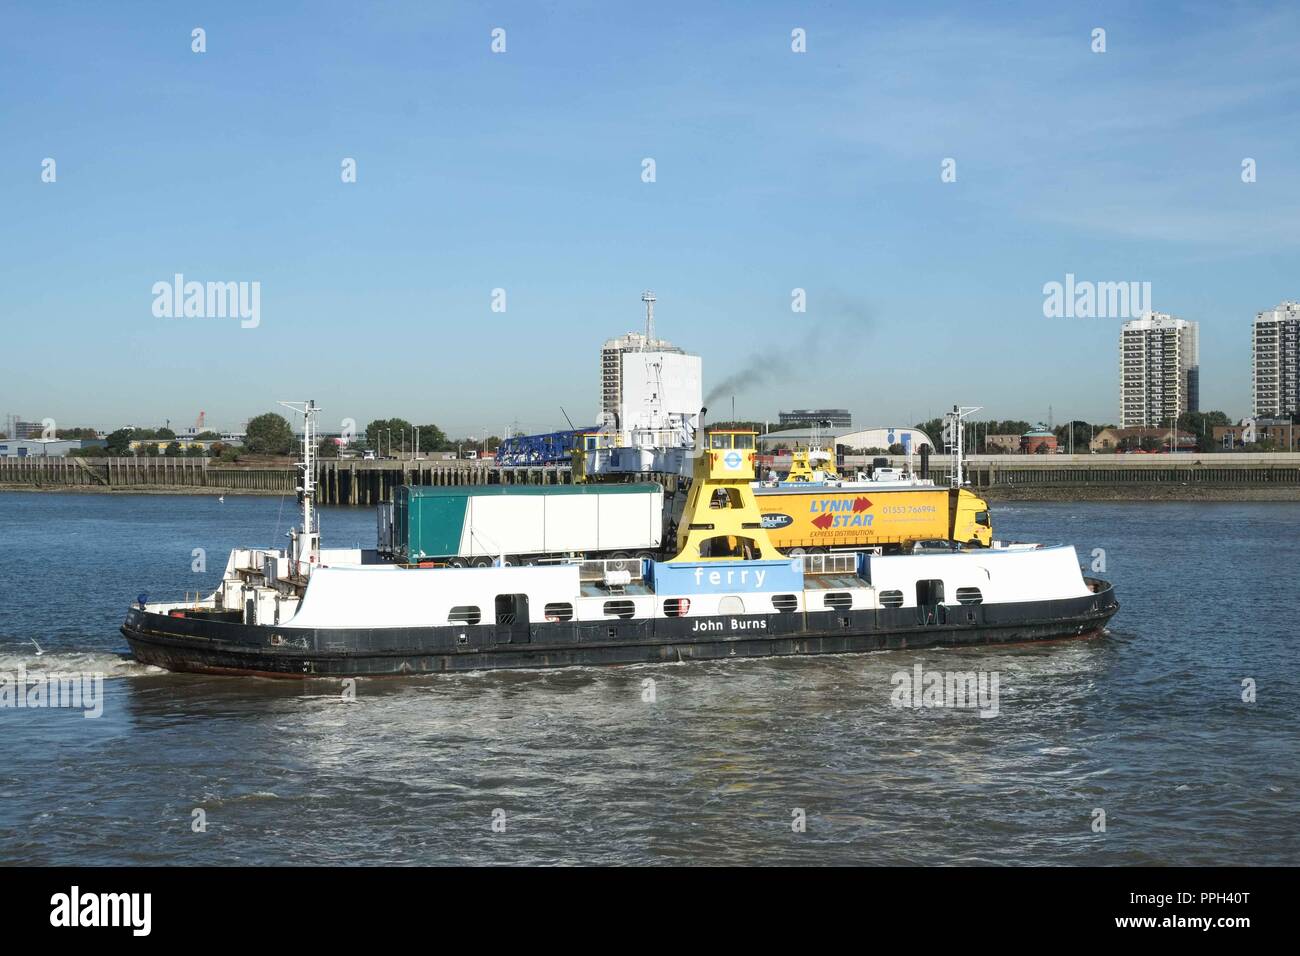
(471, 556), (493, 568)
(607, 552), (631, 571)
(787, 547), (807, 557)
(447, 557), (467, 568)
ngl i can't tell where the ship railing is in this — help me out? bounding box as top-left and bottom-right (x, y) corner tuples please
(537, 556), (646, 582)
(799, 552), (861, 576)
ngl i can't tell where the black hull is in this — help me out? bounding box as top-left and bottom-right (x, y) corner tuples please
(122, 580), (1119, 678)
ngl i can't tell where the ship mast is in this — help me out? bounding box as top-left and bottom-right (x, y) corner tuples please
(280, 400), (320, 578)
(944, 404), (982, 487)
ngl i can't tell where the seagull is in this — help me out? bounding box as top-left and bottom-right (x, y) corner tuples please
(30, 638), (44, 657)
(217, 495), (225, 503)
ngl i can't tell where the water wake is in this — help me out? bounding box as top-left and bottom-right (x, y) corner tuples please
(0, 645), (160, 679)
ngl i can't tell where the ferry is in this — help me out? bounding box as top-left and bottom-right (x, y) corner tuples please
(121, 402), (1119, 678)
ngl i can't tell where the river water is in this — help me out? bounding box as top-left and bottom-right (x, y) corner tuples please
(0, 491), (1295, 865)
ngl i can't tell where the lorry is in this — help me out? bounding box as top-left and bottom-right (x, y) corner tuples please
(381, 483), (664, 567)
(750, 483), (991, 553)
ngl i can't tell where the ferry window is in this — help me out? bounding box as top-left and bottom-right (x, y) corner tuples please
(449, 605), (481, 625)
(663, 597), (691, 617)
(603, 599), (636, 620)
(709, 433), (731, 450)
(824, 592), (852, 611)
(772, 594), (798, 613)
(733, 434), (755, 449)
(879, 590), (904, 608)
(955, 587), (983, 605)
(719, 595), (745, 615)
(543, 602), (573, 622)
(974, 511), (990, 526)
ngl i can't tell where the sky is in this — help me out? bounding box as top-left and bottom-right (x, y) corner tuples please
(2, 0), (1298, 437)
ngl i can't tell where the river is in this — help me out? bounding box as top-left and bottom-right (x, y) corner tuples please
(0, 492), (1295, 864)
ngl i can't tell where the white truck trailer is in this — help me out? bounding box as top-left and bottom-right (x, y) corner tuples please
(381, 483), (665, 567)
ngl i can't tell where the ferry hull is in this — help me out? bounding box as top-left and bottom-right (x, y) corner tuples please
(122, 581), (1118, 678)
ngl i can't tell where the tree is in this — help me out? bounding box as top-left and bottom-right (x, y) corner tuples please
(244, 412), (295, 455)
(317, 436), (340, 459)
(104, 428), (134, 456)
(415, 424), (449, 453)
(194, 430), (222, 441)
(164, 440), (182, 456)
(364, 418), (415, 455)
(1177, 410), (1231, 452)
(1053, 421), (1093, 453)
(156, 427), (176, 440)
(915, 419), (945, 447)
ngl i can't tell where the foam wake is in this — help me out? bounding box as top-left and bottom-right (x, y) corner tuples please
(0, 646), (161, 679)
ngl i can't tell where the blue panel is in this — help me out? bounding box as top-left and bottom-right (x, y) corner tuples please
(650, 559), (804, 595)
(494, 427), (599, 466)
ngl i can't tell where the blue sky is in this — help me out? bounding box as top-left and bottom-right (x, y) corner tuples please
(2, 1), (1298, 436)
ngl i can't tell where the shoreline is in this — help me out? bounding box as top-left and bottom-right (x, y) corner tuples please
(982, 485), (1300, 502)
(0, 484), (286, 497)
(4, 483), (1300, 503)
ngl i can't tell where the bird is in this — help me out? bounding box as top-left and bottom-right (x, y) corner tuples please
(217, 495), (225, 503)
(30, 638), (44, 657)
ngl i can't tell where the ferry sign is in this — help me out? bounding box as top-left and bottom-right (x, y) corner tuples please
(650, 558), (804, 595)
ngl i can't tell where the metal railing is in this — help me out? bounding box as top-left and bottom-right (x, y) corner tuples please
(799, 552), (861, 576)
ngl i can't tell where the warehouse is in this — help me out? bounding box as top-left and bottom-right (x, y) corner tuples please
(0, 438), (105, 458)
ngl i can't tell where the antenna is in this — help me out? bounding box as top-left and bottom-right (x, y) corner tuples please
(279, 400), (320, 578)
(641, 290), (656, 347)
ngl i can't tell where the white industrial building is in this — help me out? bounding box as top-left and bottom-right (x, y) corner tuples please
(1119, 312), (1200, 427)
(0, 438), (104, 458)
(1252, 301), (1300, 418)
(599, 291), (701, 442)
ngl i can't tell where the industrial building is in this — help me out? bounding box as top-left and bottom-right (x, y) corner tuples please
(1119, 312), (1200, 427)
(1252, 301), (1300, 418)
(598, 291), (701, 441)
(777, 408), (852, 429)
(0, 438), (106, 458)
(502, 292), (702, 471)
(3, 416), (44, 439)
(600, 292), (693, 424)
